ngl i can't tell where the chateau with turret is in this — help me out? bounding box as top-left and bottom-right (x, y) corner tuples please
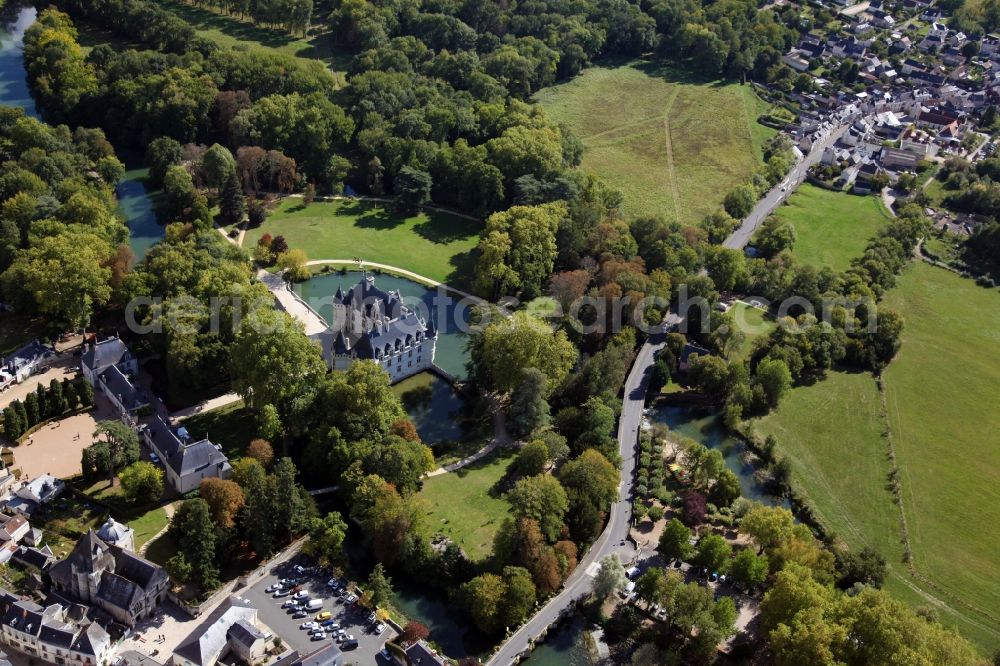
(318, 275), (436, 383)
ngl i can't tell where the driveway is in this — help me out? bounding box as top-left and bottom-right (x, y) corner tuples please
(242, 554), (397, 661)
(0, 358), (78, 411)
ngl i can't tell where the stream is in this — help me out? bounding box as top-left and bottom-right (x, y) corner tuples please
(0, 5), (164, 259)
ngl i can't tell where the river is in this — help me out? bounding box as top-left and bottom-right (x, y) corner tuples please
(0, 4), (164, 259)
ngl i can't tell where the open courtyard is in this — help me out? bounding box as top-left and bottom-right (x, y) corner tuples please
(6, 392), (117, 480)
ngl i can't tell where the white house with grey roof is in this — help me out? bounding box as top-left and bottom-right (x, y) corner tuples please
(171, 596), (265, 666)
(81, 338), (147, 416)
(0, 587), (113, 665)
(316, 275), (436, 383)
(142, 417), (231, 495)
(0, 341), (54, 389)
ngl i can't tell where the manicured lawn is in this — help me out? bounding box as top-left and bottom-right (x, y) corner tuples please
(245, 198), (482, 285)
(415, 449), (516, 561)
(182, 400), (257, 460)
(771, 184), (891, 271)
(880, 262), (1000, 651)
(728, 301), (776, 362)
(534, 59), (774, 224)
(128, 506), (170, 549)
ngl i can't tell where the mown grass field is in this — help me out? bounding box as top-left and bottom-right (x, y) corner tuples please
(755, 262), (1000, 653)
(245, 198), (481, 284)
(729, 301), (776, 362)
(881, 262), (1000, 651)
(415, 449), (515, 561)
(534, 60), (774, 224)
(771, 184), (891, 272)
(754, 371), (903, 563)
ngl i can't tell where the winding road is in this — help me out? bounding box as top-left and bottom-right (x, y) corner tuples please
(485, 326), (669, 666)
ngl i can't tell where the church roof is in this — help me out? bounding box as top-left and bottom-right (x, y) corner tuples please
(96, 517), (132, 544)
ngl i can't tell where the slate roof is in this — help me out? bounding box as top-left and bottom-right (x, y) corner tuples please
(12, 545), (55, 570)
(227, 618), (265, 648)
(296, 643), (343, 666)
(72, 623), (111, 657)
(327, 276), (433, 361)
(38, 622), (76, 648)
(97, 571), (144, 612)
(81, 338), (130, 374)
(96, 517), (132, 545)
(2, 341), (51, 376)
(146, 416), (231, 481)
(98, 364), (148, 411)
(113, 547), (166, 590)
(173, 596), (258, 666)
(404, 640), (447, 666)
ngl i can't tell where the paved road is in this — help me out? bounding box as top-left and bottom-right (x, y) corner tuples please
(723, 122), (853, 250)
(485, 330), (667, 666)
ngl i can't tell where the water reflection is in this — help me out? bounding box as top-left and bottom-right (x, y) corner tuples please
(648, 404), (788, 507)
(0, 5), (38, 118)
(293, 270), (472, 379)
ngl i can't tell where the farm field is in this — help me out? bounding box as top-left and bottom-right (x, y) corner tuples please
(755, 262), (1000, 653)
(534, 60), (774, 224)
(881, 262), (1000, 651)
(415, 449), (516, 562)
(244, 198), (481, 284)
(771, 184), (891, 272)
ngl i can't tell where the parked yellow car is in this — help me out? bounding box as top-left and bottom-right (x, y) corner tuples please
(316, 611), (332, 621)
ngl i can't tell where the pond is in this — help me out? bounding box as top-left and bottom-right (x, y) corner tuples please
(647, 403), (789, 507)
(392, 372), (473, 445)
(518, 614), (597, 666)
(292, 270), (473, 379)
(339, 516), (495, 660)
(0, 5), (164, 259)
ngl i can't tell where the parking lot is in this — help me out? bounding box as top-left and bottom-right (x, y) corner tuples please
(242, 554), (398, 662)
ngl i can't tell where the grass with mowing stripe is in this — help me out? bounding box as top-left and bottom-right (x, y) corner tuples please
(534, 59), (774, 224)
(245, 198), (481, 285)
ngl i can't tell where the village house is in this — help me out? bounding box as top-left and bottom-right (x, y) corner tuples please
(47, 530), (169, 627)
(3, 474), (65, 516)
(0, 341), (55, 390)
(142, 417), (231, 495)
(0, 588), (113, 666)
(171, 596), (268, 666)
(318, 275), (437, 383)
